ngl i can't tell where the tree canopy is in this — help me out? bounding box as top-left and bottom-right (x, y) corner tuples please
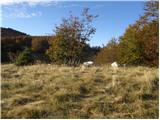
(47, 8), (98, 65)
(95, 1), (158, 67)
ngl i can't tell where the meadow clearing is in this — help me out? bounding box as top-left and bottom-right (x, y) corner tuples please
(1, 64), (159, 119)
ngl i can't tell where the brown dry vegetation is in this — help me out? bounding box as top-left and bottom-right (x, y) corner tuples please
(1, 64), (159, 119)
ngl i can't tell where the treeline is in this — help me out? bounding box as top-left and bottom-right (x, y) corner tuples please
(1, 29), (100, 65)
(1, 1), (158, 67)
(95, 1), (159, 67)
(1, 35), (51, 63)
(2, 7), (101, 66)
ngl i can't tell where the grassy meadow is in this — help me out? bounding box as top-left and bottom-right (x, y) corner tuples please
(1, 64), (159, 119)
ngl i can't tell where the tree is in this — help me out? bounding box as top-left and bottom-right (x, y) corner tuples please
(118, 25), (144, 65)
(47, 8), (98, 65)
(138, 20), (158, 66)
(15, 48), (35, 66)
(118, 1), (158, 66)
(80, 44), (101, 62)
(95, 38), (118, 64)
(138, 1), (159, 66)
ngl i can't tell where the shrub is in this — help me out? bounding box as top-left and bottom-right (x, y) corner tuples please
(15, 48), (35, 66)
(1, 36), (32, 63)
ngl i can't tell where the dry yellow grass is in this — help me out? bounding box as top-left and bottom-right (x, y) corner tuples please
(1, 64), (159, 118)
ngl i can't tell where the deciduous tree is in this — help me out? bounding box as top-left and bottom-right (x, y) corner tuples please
(47, 8), (98, 65)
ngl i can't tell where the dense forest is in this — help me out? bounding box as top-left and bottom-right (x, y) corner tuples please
(1, 1), (158, 67)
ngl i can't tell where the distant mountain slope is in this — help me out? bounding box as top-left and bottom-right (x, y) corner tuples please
(1, 27), (28, 38)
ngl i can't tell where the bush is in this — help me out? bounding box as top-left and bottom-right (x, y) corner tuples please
(32, 53), (51, 64)
(1, 36), (32, 63)
(15, 48), (35, 66)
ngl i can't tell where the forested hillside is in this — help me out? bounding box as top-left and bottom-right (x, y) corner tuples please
(1, 27), (100, 64)
(1, 27), (27, 38)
